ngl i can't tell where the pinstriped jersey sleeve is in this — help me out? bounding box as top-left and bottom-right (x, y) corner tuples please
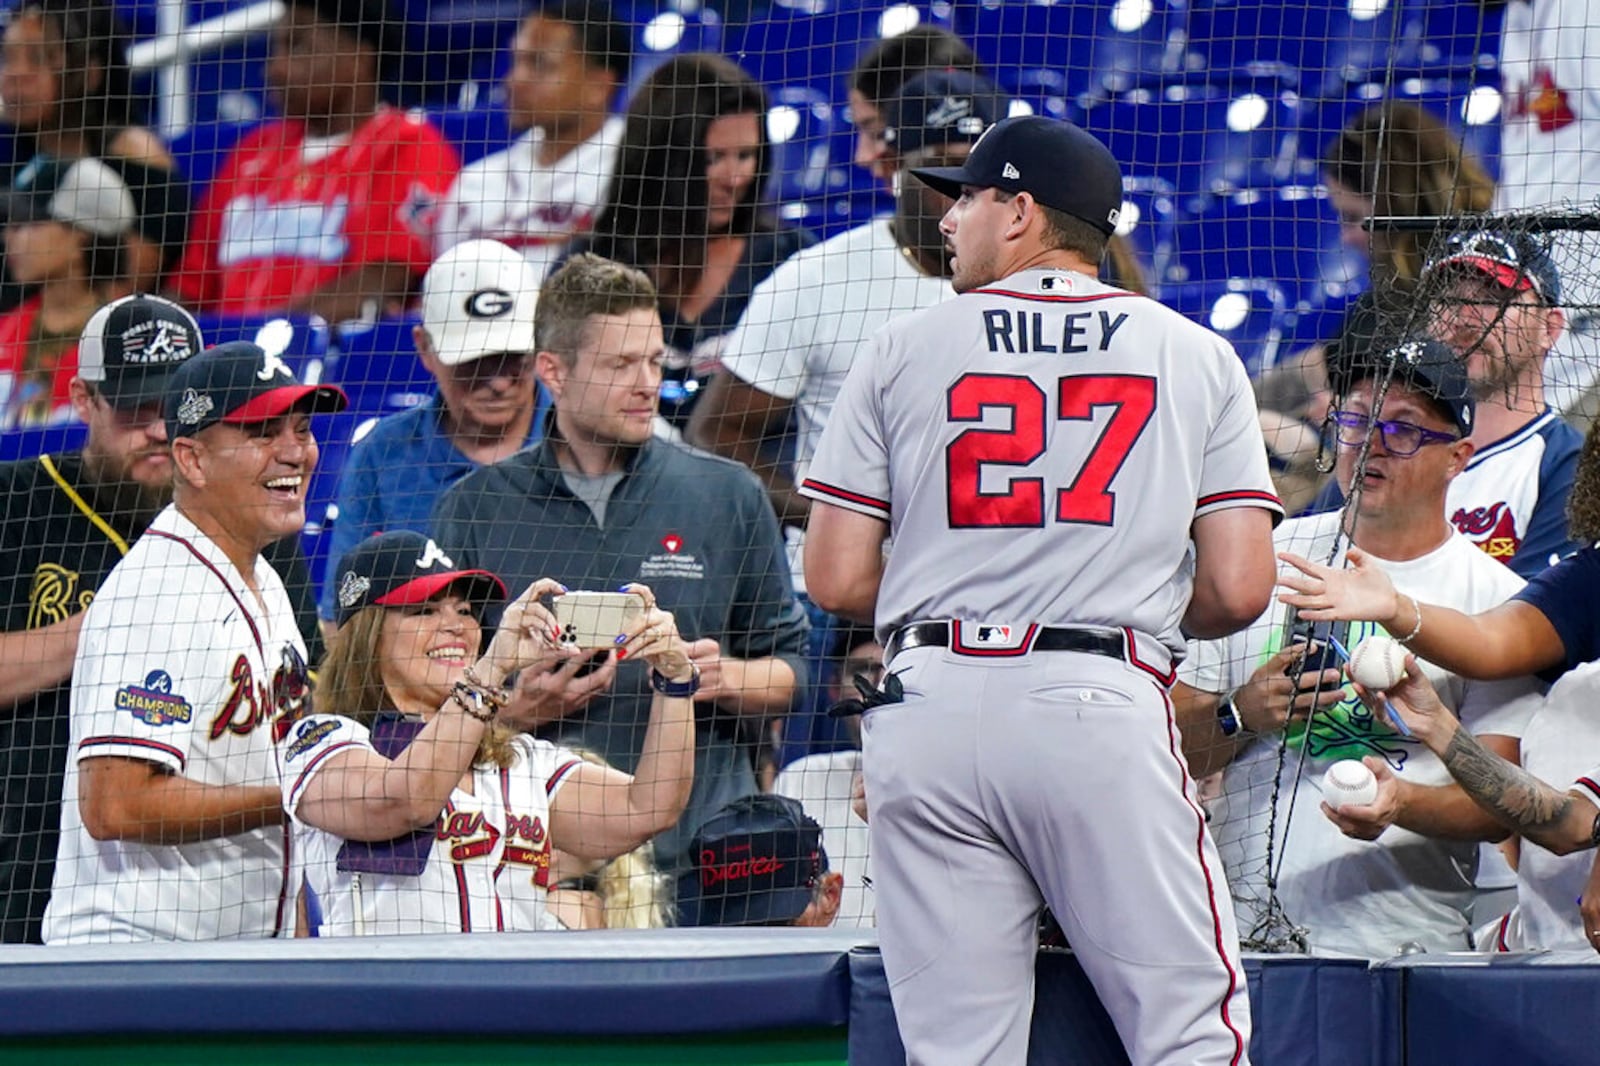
(1196, 344), (1283, 524)
(799, 329), (892, 521)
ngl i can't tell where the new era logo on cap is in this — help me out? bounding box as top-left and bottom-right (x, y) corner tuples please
(1002, 162), (1021, 179)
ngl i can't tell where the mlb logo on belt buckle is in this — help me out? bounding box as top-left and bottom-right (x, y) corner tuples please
(973, 624), (1013, 644)
(953, 621), (1035, 657)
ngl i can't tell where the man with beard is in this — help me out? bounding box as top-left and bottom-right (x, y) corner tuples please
(0, 295), (321, 943)
(1310, 229), (1583, 578)
(687, 71), (1002, 763)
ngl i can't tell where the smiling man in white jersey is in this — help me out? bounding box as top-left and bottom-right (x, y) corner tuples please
(801, 115), (1281, 1066)
(43, 342), (346, 942)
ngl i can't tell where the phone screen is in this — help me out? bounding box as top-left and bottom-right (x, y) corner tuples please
(1284, 609), (1350, 678)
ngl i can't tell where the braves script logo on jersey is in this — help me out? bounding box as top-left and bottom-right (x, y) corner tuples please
(1451, 501), (1521, 563)
(116, 670), (194, 726)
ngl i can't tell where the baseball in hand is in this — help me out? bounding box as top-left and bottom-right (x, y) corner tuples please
(1322, 759), (1379, 809)
(1348, 635), (1407, 690)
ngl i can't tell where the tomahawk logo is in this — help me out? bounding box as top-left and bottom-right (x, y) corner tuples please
(256, 353), (292, 381)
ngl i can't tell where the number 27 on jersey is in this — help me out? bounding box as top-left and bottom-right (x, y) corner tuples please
(945, 372), (1157, 529)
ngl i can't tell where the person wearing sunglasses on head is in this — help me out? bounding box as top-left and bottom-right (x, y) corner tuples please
(1178, 338), (1544, 959)
(1304, 229), (1584, 580)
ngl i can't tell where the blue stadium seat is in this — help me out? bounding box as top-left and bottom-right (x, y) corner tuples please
(1186, 0), (1403, 100)
(193, 313), (333, 386)
(326, 316), (436, 414)
(1394, 0), (1503, 77)
(168, 118), (262, 199)
(1169, 183), (1360, 307)
(1116, 176), (1180, 295)
(625, 7), (727, 100)
(727, 0), (954, 96)
(425, 104), (516, 166)
(766, 85), (842, 206)
(1163, 277), (1290, 376)
(1079, 79), (1301, 205)
(397, 0), (526, 107)
(1002, 69), (1077, 124)
(958, 0), (1185, 107)
(303, 409), (384, 602)
(0, 421), (88, 464)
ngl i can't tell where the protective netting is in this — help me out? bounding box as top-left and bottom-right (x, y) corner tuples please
(0, 0), (1593, 953)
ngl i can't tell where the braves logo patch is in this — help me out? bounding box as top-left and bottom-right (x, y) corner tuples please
(116, 670), (193, 726)
(176, 388), (214, 426)
(338, 570), (371, 609)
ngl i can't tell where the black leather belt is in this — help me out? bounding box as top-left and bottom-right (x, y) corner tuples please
(885, 621), (1127, 665)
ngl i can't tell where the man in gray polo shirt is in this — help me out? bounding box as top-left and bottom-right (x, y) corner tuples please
(432, 253), (807, 873)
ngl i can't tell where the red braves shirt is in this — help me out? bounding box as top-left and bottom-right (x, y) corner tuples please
(0, 297), (77, 429)
(174, 108), (460, 315)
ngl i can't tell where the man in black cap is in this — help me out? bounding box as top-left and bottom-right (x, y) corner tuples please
(676, 794), (842, 928)
(0, 296), (320, 943)
(42, 341), (345, 943)
(801, 115), (1279, 1063)
(1176, 339), (1541, 959)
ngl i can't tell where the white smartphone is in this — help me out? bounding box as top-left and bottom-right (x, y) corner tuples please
(552, 591), (647, 649)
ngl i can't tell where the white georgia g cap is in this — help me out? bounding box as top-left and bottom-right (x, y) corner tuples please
(421, 239), (541, 367)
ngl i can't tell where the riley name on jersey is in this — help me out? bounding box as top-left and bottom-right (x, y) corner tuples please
(981, 308), (1132, 355)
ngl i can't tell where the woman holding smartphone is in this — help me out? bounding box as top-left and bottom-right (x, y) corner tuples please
(283, 530), (696, 935)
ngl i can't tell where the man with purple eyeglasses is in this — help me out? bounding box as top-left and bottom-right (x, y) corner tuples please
(1175, 338), (1545, 959)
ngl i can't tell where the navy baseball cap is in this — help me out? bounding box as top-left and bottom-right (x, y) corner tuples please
(676, 794), (828, 928)
(1423, 228), (1562, 306)
(1345, 337), (1475, 437)
(909, 115), (1124, 236)
(331, 530), (506, 625)
(881, 70), (1006, 157)
(77, 294), (203, 410)
(164, 341), (347, 440)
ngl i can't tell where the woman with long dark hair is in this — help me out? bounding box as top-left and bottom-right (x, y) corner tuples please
(575, 53), (815, 419)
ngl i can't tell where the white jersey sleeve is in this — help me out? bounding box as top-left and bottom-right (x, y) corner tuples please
(1196, 344), (1282, 520)
(719, 257), (816, 401)
(799, 325), (892, 521)
(72, 584), (231, 774)
(278, 714), (374, 819)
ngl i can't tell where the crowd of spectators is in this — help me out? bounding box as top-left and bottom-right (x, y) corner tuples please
(0, 0), (1599, 971)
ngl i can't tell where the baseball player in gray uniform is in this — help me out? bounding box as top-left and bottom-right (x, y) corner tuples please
(801, 116), (1283, 1065)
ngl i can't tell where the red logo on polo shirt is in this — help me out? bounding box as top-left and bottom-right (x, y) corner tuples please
(662, 534), (682, 554)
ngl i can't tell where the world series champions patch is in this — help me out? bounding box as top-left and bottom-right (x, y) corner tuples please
(115, 670), (194, 726)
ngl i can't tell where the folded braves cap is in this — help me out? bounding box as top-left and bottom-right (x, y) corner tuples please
(422, 239), (541, 367)
(164, 341), (348, 440)
(1345, 337), (1475, 436)
(331, 530), (507, 625)
(77, 294), (203, 410)
(3, 156), (137, 238)
(676, 794), (828, 927)
(909, 115), (1124, 236)
(882, 70), (1006, 158)
(1423, 228), (1562, 306)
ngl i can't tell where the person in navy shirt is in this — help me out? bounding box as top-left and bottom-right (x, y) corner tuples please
(320, 240), (549, 623)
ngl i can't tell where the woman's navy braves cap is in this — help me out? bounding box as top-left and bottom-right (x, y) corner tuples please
(332, 530), (507, 626)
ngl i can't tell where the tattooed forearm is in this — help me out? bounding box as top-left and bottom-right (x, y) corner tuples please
(1441, 728), (1572, 834)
